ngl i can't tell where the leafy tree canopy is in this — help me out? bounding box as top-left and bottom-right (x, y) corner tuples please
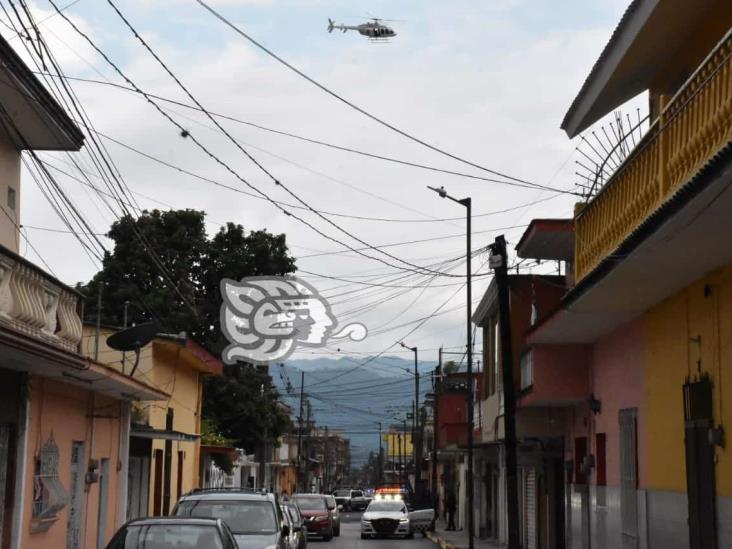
(78, 209), (296, 450)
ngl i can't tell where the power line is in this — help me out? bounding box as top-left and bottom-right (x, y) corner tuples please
(195, 0), (581, 197)
(103, 0), (471, 280)
(50, 1), (469, 280)
(36, 72), (577, 196)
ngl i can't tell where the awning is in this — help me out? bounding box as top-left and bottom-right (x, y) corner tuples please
(131, 424), (200, 442)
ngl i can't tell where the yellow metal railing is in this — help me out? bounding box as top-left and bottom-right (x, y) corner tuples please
(575, 31), (732, 281)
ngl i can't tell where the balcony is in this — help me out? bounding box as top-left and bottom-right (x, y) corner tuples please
(0, 247), (82, 353)
(575, 30), (732, 282)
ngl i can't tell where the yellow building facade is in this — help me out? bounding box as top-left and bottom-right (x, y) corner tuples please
(82, 325), (222, 517)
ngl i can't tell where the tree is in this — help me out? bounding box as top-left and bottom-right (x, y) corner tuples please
(78, 209), (296, 449)
(443, 360), (459, 374)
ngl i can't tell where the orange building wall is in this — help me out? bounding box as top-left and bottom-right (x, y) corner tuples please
(21, 376), (123, 549)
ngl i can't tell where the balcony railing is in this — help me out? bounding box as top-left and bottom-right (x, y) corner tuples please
(575, 30), (732, 281)
(0, 250), (82, 353)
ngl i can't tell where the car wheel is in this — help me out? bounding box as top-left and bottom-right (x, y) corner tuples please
(360, 533), (367, 540)
(406, 531), (414, 539)
(323, 528), (333, 542)
(335, 527), (340, 537)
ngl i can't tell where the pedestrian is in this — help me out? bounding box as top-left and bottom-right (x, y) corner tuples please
(445, 488), (456, 531)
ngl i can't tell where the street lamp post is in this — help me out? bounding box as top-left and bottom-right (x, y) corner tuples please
(428, 186), (474, 549)
(399, 342), (421, 500)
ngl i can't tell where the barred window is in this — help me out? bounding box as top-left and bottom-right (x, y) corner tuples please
(32, 435), (68, 520)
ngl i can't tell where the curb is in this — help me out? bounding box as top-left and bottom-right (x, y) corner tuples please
(426, 531), (456, 549)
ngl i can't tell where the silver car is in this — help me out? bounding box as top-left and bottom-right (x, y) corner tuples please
(324, 495), (340, 537)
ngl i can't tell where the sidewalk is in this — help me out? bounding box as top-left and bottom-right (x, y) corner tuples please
(425, 520), (504, 549)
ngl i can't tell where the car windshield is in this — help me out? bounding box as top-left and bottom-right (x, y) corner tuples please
(368, 501), (406, 513)
(293, 497), (326, 511)
(352, 491), (363, 497)
(113, 524), (224, 549)
(176, 500), (278, 534)
(334, 490), (350, 497)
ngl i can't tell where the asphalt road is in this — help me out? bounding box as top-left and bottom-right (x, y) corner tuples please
(310, 511), (435, 549)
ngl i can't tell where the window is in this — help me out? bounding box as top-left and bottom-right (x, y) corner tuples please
(7, 186), (15, 210)
(32, 435), (67, 530)
(520, 350), (533, 391)
(484, 313), (500, 397)
(596, 433), (607, 486)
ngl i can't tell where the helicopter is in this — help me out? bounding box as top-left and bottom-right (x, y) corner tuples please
(327, 17), (397, 40)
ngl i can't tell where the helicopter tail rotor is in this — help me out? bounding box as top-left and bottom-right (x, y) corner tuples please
(327, 18), (334, 33)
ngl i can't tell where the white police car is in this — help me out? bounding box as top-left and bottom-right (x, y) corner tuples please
(360, 497), (412, 539)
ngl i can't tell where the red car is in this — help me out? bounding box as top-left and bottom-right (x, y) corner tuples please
(292, 494), (333, 541)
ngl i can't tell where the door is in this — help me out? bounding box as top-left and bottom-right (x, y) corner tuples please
(67, 442), (85, 549)
(96, 459), (110, 549)
(619, 408), (639, 549)
(525, 468), (538, 549)
(127, 455), (149, 520)
(153, 449), (163, 516)
(683, 375), (717, 549)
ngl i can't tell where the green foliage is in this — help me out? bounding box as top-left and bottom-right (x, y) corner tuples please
(443, 360), (459, 374)
(200, 418), (235, 447)
(78, 209), (297, 450)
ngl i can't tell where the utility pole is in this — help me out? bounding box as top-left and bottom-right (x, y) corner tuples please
(324, 426), (329, 494)
(94, 283), (103, 361)
(305, 401), (312, 492)
(400, 342), (421, 499)
(260, 382), (267, 490)
(492, 235), (520, 548)
(378, 422), (383, 485)
(397, 431), (403, 487)
(297, 372), (305, 492)
(428, 185), (474, 549)
(402, 418), (409, 491)
(432, 348), (442, 514)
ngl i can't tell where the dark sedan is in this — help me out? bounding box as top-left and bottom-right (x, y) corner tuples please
(292, 494), (333, 541)
(105, 517), (237, 549)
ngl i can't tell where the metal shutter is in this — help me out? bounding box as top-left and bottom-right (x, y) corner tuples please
(619, 408), (639, 549)
(526, 468), (538, 549)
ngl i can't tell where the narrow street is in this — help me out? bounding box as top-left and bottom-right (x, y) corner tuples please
(321, 512), (435, 549)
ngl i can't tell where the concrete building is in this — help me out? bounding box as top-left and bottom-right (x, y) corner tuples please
(526, 1), (732, 547)
(0, 33), (168, 549)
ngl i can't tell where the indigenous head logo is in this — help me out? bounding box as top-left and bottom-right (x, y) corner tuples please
(220, 276), (367, 364)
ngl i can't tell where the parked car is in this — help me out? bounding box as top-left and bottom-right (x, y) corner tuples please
(332, 488), (351, 509)
(332, 488), (367, 511)
(105, 517), (237, 549)
(324, 495), (341, 536)
(360, 498), (413, 539)
(292, 493), (333, 541)
(280, 504), (299, 549)
(347, 489), (368, 511)
(283, 501), (308, 549)
(173, 488), (289, 549)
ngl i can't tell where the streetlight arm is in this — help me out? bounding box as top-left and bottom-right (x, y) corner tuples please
(427, 185), (469, 207)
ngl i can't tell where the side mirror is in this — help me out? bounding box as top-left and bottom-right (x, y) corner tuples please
(293, 525), (302, 532)
(282, 524), (290, 536)
(337, 505), (343, 511)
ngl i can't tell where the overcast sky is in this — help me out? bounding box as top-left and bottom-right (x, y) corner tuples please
(9, 0), (634, 368)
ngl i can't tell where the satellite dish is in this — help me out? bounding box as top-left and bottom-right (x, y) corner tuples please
(106, 322), (159, 376)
